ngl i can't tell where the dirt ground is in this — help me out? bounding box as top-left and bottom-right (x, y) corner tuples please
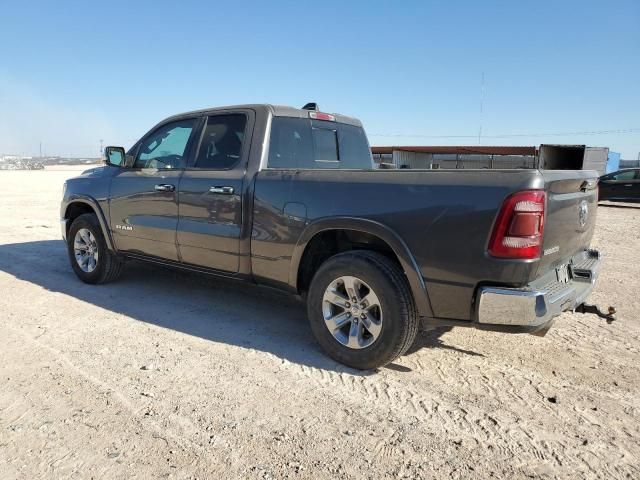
(0, 169), (638, 480)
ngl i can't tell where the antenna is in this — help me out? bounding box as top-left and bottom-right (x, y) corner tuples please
(478, 72), (485, 145)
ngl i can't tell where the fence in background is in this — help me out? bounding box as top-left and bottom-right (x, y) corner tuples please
(372, 151), (536, 170)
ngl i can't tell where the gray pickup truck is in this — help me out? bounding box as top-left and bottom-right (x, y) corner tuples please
(60, 103), (605, 369)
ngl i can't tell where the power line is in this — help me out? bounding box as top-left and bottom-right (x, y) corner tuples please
(369, 128), (640, 139)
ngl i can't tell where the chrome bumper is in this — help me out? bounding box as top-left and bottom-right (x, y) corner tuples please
(60, 219), (68, 241)
(476, 250), (601, 329)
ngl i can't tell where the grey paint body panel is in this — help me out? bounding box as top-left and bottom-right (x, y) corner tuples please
(252, 168), (547, 320)
(109, 169), (184, 261)
(61, 104), (599, 325)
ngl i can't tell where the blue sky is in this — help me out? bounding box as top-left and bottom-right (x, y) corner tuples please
(1, 0), (638, 158)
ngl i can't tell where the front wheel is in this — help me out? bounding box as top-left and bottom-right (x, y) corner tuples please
(67, 213), (123, 284)
(307, 251), (419, 370)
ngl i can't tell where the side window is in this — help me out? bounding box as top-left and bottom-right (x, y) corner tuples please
(135, 119), (196, 169)
(611, 170), (638, 181)
(194, 114), (247, 169)
(268, 117), (313, 168)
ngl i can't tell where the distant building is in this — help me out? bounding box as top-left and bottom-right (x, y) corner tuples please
(620, 159), (640, 168)
(0, 155), (100, 170)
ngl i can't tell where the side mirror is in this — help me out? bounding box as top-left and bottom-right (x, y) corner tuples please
(104, 146), (126, 167)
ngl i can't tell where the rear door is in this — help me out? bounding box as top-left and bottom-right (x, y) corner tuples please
(176, 111), (253, 272)
(109, 117), (199, 260)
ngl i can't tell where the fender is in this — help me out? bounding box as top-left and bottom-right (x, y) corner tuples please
(64, 194), (116, 251)
(288, 217), (434, 318)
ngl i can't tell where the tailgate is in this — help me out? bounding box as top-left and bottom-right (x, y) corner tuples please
(537, 170), (599, 276)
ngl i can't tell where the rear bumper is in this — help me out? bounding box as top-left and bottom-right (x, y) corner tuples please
(475, 249), (601, 333)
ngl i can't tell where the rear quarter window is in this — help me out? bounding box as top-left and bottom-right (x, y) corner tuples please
(268, 117), (372, 169)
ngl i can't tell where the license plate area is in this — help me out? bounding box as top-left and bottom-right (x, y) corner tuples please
(556, 264), (573, 283)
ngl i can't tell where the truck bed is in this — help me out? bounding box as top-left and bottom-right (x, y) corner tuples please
(251, 168), (598, 322)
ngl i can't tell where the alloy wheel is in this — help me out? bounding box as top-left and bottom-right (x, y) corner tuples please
(74, 228), (99, 273)
(322, 276), (383, 349)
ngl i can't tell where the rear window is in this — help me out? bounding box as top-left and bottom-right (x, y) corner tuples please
(312, 127), (339, 163)
(338, 123), (373, 167)
(268, 117), (372, 169)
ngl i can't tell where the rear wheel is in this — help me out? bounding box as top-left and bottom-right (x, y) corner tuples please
(67, 213), (123, 284)
(307, 251), (419, 370)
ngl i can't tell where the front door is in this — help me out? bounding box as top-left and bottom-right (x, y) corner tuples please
(109, 117), (199, 260)
(177, 112), (252, 272)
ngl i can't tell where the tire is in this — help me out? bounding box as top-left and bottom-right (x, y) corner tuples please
(307, 251), (419, 370)
(67, 213), (123, 284)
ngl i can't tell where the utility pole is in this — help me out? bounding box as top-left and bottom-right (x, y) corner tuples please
(39, 142), (42, 158)
(100, 139), (104, 155)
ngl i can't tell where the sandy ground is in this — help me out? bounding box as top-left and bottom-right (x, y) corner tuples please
(0, 169), (638, 480)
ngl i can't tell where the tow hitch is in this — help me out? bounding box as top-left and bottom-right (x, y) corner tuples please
(575, 303), (617, 324)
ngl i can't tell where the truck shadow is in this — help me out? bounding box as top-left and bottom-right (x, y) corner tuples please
(0, 240), (475, 373)
(598, 202), (640, 210)
(407, 328), (485, 357)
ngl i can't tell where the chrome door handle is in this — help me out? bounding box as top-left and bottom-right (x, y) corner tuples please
(154, 184), (175, 192)
(624, 184), (633, 187)
(209, 186), (234, 195)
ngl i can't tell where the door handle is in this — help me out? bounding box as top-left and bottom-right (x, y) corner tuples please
(209, 186), (235, 195)
(624, 184), (633, 187)
(154, 184), (175, 192)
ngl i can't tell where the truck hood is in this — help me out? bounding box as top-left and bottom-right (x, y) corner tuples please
(80, 165), (109, 176)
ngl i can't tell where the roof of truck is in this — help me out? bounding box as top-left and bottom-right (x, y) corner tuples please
(162, 104), (363, 127)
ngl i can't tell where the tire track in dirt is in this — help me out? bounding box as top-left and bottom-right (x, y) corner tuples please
(273, 344), (640, 478)
(274, 356), (541, 461)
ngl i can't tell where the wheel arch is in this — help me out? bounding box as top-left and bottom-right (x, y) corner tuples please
(289, 217), (433, 318)
(64, 195), (115, 251)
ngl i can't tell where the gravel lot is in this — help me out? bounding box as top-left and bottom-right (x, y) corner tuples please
(0, 169), (638, 479)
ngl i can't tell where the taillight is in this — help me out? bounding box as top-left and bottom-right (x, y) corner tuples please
(488, 190), (545, 259)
